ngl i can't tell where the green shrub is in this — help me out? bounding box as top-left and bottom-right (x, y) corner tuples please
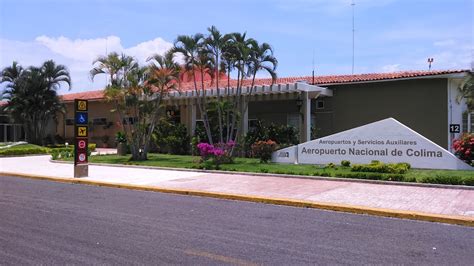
(260, 168), (269, 173)
(351, 161), (409, 174)
(341, 160), (351, 167)
(153, 120), (190, 155)
(397, 162), (411, 169)
(419, 174), (474, 186)
(50, 149), (60, 160)
(243, 120), (299, 157)
(48, 143), (95, 156)
(251, 140), (278, 163)
(60, 150), (73, 159)
(88, 143), (96, 152)
(200, 160), (216, 170)
(337, 172), (403, 181)
(47, 143), (95, 152)
(452, 133), (474, 165)
(0, 144), (49, 156)
(326, 162), (336, 169)
(115, 131), (127, 143)
(462, 176), (474, 186)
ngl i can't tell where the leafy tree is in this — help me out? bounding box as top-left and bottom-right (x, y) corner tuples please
(458, 73), (474, 111)
(1, 60), (70, 145)
(90, 51), (179, 160)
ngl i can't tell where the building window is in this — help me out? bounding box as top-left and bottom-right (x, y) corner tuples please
(462, 112), (473, 133)
(122, 117), (138, 125)
(287, 113), (300, 128)
(93, 118), (107, 125)
(248, 119), (259, 131)
(316, 100), (324, 109)
(0, 115), (9, 123)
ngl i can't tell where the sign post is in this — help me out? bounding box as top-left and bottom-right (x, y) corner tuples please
(74, 99), (89, 177)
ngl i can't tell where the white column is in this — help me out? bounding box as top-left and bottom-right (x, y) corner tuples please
(241, 98), (249, 137)
(300, 91), (311, 143)
(13, 125), (17, 142)
(468, 113), (472, 133)
(187, 102), (196, 136)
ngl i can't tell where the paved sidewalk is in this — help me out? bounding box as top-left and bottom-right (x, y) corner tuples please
(1, 155), (473, 219)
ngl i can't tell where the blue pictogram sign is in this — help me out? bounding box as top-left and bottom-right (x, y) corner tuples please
(75, 112), (88, 125)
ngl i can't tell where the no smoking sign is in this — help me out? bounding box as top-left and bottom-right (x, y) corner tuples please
(77, 152), (87, 163)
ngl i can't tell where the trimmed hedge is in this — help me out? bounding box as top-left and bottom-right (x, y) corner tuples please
(351, 161), (410, 174)
(419, 175), (474, 186)
(49, 144), (96, 160)
(0, 144), (49, 156)
(47, 143), (96, 152)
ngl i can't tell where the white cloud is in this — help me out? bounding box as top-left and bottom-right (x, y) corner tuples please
(381, 64), (401, 72)
(371, 41), (473, 73)
(35, 35), (122, 62)
(415, 49), (472, 70)
(124, 37), (173, 64)
(1, 36), (174, 94)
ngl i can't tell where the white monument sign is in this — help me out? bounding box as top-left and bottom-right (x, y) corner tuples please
(272, 118), (473, 170)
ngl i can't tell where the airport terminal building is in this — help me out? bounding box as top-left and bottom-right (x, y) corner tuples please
(56, 69), (472, 152)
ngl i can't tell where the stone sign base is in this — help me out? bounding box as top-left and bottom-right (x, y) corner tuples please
(74, 164), (89, 178)
(272, 118), (473, 170)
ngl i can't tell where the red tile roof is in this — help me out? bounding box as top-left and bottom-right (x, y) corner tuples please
(60, 90), (105, 102)
(59, 69), (470, 101)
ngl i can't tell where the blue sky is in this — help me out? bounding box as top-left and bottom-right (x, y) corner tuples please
(0, 0), (472, 94)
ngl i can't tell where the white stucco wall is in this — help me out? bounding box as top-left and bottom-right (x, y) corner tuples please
(447, 78), (468, 152)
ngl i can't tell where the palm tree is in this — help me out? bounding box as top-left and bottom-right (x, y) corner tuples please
(1, 60), (70, 145)
(173, 34), (215, 144)
(138, 50), (182, 159)
(90, 52), (138, 127)
(225, 32), (257, 142)
(245, 41), (277, 106)
(1, 61), (24, 85)
(42, 60), (71, 90)
(205, 26), (232, 143)
(91, 52), (150, 159)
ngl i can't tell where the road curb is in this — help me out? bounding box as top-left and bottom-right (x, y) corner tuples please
(2, 171), (473, 227)
(50, 158), (474, 191)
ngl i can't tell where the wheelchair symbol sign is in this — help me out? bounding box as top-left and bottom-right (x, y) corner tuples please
(75, 112), (88, 125)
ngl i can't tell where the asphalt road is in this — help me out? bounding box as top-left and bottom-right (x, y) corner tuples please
(0, 175), (473, 265)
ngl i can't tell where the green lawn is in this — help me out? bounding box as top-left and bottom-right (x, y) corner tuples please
(60, 153), (474, 186)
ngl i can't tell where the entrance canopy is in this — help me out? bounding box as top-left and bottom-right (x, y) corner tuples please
(167, 82), (333, 99)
